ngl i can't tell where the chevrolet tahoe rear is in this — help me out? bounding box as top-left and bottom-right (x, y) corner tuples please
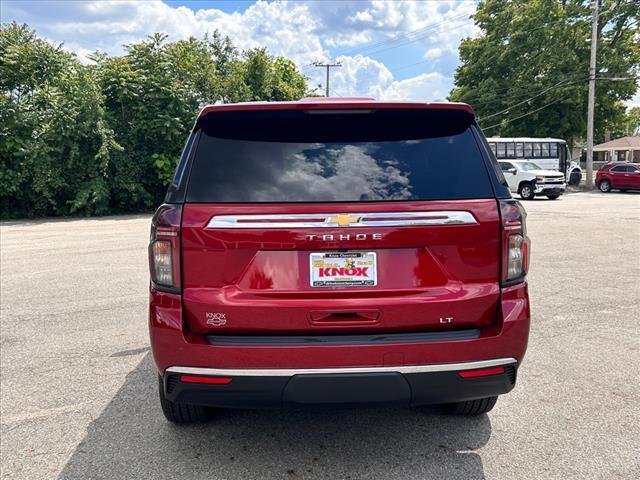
(149, 98), (531, 423)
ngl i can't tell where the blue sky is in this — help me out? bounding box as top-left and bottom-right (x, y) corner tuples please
(4, 1), (637, 105)
(164, 1), (256, 13)
(3, 0), (484, 101)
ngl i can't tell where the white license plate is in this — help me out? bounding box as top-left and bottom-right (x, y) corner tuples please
(309, 252), (377, 287)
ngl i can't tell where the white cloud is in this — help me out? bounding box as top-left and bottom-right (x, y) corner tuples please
(381, 72), (452, 102)
(324, 31), (374, 48)
(325, 0), (479, 58)
(424, 48), (443, 60)
(3, 0), (328, 64)
(321, 55), (450, 102)
(4, 1), (478, 62)
(330, 55), (394, 98)
(4, 0), (476, 101)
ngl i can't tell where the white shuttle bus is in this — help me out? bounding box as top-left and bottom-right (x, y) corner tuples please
(486, 137), (582, 185)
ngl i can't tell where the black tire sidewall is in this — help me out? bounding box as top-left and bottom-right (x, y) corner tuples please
(599, 180), (611, 192)
(569, 171), (581, 185)
(520, 183), (534, 200)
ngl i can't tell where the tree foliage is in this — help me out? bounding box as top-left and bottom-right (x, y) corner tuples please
(609, 106), (640, 137)
(449, 0), (639, 145)
(0, 23), (309, 219)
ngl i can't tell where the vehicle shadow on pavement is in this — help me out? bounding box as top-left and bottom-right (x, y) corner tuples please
(58, 354), (491, 480)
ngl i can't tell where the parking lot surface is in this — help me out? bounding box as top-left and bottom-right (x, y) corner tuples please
(1, 192), (639, 480)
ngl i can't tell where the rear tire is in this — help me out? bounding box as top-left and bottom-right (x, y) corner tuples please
(158, 376), (211, 424)
(569, 170), (581, 185)
(598, 179), (611, 193)
(546, 194), (560, 200)
(444, 396), (498, 416)
(519, 183), (535, 200)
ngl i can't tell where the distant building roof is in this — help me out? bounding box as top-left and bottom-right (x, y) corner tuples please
(486, 137), (567, 143)
(593, 136), (640, 151)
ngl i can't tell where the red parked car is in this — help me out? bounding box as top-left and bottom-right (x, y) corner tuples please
(149, 98), (531, 423)
(596, 162), (640, 192)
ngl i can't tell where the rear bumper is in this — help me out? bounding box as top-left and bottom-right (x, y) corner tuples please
(150, 282), (530, 406)
(163, 359), (517, 407)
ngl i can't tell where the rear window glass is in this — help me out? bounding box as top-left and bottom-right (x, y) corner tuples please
(186, 109), (494, 202)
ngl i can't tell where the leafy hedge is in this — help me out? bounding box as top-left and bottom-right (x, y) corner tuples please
(0, 23), (309, 219)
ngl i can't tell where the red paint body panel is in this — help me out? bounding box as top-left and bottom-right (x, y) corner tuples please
(149, 282), (529, 372)
(181, 199), (501, 335)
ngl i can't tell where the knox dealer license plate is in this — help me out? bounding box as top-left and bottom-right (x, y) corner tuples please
(309, 252), (377, 287)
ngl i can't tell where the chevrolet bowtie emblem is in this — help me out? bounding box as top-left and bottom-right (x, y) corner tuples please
(327, 214), (361, 226)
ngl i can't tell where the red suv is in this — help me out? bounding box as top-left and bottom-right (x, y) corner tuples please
(149, 98), (531, 423)
(596, 162), (640, 192)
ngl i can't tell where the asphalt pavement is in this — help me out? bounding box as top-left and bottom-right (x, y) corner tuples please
(1, 192), (639, 480)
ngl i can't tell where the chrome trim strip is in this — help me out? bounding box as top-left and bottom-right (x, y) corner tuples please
(166, 357), (516, 377)
(206, 211), (477, 229)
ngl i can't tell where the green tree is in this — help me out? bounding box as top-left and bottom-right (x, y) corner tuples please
(219, 48), (308, 103)
(1, 22), (119, 218)
(608, 105), (640, 137)
(449, 0), (639, 145)
(95, 34), (308, 211)
(1, 23), (309, 218)
(94, 33), (204, 211)
(625, 106), (640, 136)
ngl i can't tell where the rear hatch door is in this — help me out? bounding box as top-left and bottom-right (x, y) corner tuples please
(181, 107), (501, 335)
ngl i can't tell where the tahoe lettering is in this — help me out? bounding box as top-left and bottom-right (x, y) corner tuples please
(306, 233), (383, 241)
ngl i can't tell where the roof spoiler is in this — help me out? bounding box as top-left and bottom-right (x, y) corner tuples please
(197, 101), (475, 119)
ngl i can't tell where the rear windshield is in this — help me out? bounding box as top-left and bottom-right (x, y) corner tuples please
(186, 109), (493, 202)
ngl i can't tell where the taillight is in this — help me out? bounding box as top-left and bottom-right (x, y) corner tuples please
(500, 200), (530, 284)
(458, 367), (505, 378)
(149, 204), (182, 291)
(180, 375), (233, 385)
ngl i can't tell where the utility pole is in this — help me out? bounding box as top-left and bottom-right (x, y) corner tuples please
(586, 0), (599, 189)
(313, 61), (342, 97)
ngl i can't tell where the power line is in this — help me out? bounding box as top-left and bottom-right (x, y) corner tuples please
(481, 97), (564, 131)
(301, 0), (590, 83)
(312, 12), (581, 82)
(390, 59), (431, 73)
(472, 72), (636, 130)
(360, 25), (468, 59)
(340, 12), (471, 58)
(478, 77), (587, 122)
(595, 76), (639, 81)
(464, 74), (585, 109)
(299, 12), (472, 76)
(300, 19), (471, 89)
(462, 71), (637, 113)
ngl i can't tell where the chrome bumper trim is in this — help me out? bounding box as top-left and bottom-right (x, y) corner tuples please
(534, 183), (565, 192)
(166, 357), (517, 377)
